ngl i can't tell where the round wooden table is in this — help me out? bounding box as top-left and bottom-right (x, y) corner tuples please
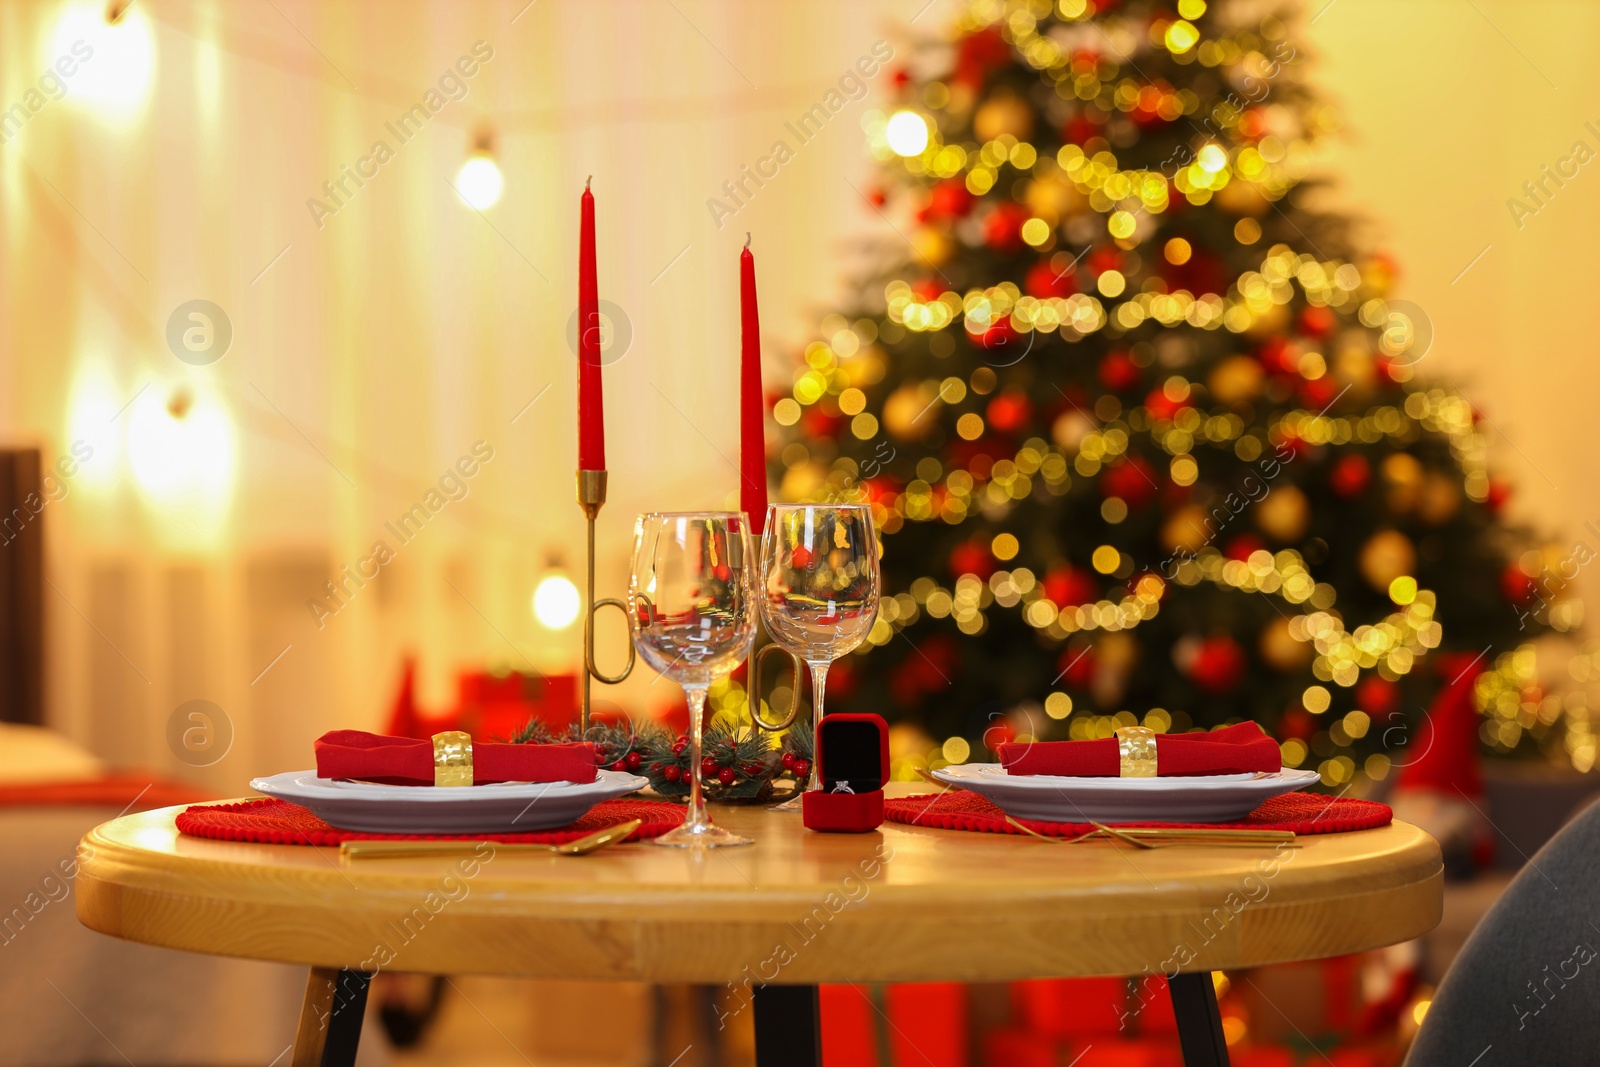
(76, 785), (1442, 1067)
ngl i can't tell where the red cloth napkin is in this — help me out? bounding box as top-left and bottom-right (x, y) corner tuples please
(313, 730), (598, 786)
(998, 721), (1281, 777)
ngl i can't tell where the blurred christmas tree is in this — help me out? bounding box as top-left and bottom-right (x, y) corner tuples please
(770, 0), (1593, 785)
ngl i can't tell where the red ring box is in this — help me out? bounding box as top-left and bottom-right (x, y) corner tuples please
(801, 713), (889, 833)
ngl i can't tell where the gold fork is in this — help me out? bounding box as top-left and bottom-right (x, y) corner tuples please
(339, 818), (643, 859)
(1004, 816), (1296, 848)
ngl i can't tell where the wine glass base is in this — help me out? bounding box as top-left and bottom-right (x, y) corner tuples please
(653, 823), (753, 848)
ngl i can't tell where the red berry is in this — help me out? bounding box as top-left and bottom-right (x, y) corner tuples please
(793, 759), (811, 779)
(624, 752), (643, 771)
(610, 759), (627, 772)
(662, 764), (681, 782)
(717, 767), (737, 785)
(671, 739), (687, 755)
(791, 546), (815, 570)
(781, 752), (797, 769)
(701, 757), (719, 778)
(594, 750), (607, 765)
(742, 762), (765, 777)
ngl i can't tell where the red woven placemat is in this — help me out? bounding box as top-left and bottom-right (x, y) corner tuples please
(885, 790), (1390, 836)
(175, 796), (684, 845)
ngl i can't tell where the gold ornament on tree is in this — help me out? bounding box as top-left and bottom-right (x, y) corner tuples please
(1259, 617), (1312, 672)
(1208, 354), (1265, 406)
(1255, 484), (1310, 542)
(974, 92), (1034, 142)
(1360, 529), (1417, 591)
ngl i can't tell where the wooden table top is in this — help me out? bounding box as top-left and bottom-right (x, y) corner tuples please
(76, 785), (1442, 984)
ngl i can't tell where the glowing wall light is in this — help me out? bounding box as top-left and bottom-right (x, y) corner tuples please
(127, 384), (235, 510)
(532, 565), (580, 630)
(50, 1), (156, 116)
(454, 129), (503, 210)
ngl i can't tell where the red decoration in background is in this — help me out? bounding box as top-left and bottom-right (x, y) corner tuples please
(577, 180), (606, 470)
(1500, 562), (1536, 604)
(1098, 350), (1143, 391)
(1486, 477), (1512, 514)
(1025, 259), (1075, 298)
(1043, 566), (1099, 609)
(1356, 675), (1400, 718)
(1186, 635), (1248, 694)
(949, 539), (997, 580)
(1299, 305), (1337, 337)
(983, 202), (1030, 252)
(1298, 375), (1338, 409)
(1396, 654), (1489, 798)
(1257, 336), (1296, 374)
(1278, 707), (1314, 741)
(1144, 387), (1187, 421)
(1056, 643), (1096, 688)
(1063, 112), (1104, 145)
(890, 633), (960, 706)
(1330, 454), (1371, 498)
(1223, 533), (1266, 561)
(912, 277), (944, 302)
(986, 391), (1034, 434)
(954, 26), (1010, 88)
(927, 177), (976, 220)
(970, 318), (1018, 350)
(1087, 245), (1125, 276)
(1100, 456), (1159, 509)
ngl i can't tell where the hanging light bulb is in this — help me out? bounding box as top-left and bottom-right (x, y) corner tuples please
(455, 129), (503, 210)
(50, 0), (156, 115)
(532, 559), (580, 630)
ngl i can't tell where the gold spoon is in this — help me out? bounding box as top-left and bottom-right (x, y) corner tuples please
(339, 818), (643, 860)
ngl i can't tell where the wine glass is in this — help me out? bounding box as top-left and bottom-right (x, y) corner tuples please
(628, 511), (758, 848)
(760, 503), (881, 805)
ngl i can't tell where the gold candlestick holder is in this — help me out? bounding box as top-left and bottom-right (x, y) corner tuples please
(577, 469), (634, 734)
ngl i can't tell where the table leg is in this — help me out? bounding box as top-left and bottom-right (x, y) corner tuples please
(1169, 971), (1230, 1067)
(753, 984), (821, 1067)
(291, 967), (371, 1067)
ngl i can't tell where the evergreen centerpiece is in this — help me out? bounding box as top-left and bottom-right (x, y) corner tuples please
(508, 718), (813, 803)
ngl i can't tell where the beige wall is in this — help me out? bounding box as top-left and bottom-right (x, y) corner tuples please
(0, 0), (1593, 781)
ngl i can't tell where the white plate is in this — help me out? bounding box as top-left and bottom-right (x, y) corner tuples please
(249, 769), (649, 833)
(930, 764), (1321, 824)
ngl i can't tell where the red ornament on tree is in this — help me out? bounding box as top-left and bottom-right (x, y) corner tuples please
(983, 203), (1030, 253)
(1500, 562), (1536, 604)
(1099, 350), (1142, 391)
(1187, 636), (1248, 695)
(1043, 566), (1099, 608)
(1056, 643), (1096, 689)
(1298, 305), (1336, 338)
(927, 177), (976, 220)
(1223, 533), (1267, 562)
(1330, 454), (1371, 498)
(949, 539), (996, 580)
(1100, 456), (1159, 510)
(986, 391), (1033, 434)
(1025, 259), (1075, 298)
(1357, 674), (1400, 718)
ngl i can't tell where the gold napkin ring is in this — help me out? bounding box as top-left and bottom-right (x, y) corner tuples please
(1115, 726), (1158, 778)
(432, 731), (474, 787)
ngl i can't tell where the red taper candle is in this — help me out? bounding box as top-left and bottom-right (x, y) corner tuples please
(577, 178), (605, 471)
(740, 234), (768, 536)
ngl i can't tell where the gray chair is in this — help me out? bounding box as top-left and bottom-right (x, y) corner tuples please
(1405, 796), (1600, 1066)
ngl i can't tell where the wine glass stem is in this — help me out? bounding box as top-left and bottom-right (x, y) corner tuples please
(806, 660), (830, 793)
(685, 685), (710, 831)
